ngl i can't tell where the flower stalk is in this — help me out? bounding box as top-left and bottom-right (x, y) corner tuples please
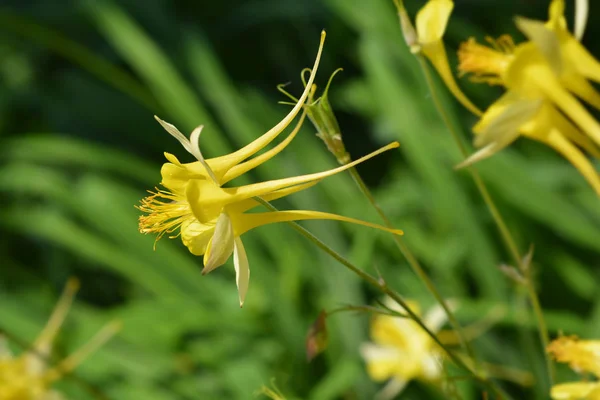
(416, 54), (555, 386)
(256, 197), (513, 400)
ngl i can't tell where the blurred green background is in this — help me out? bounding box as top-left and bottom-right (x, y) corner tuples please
(1, 0), (600, 399)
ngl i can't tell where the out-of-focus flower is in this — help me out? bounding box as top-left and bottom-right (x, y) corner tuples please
(360, 298), (453, 399)
(453, 1), (600, 194)
(548, 335), (600, 399)
(0, 279), (119, 400)
(138, 31), (403, 307)
(393, 0), (481, 115)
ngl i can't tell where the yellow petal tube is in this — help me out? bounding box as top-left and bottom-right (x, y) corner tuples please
(533, 72), (600, 146)
(231, 210), (403, 237)
(423, 40), (482, 116)
(207, 31), (327, 182)
(227, 181), (321, 215)
(220, 111), (308, 184)
(233, 237), (250, 307)
(221, 142), (400, 204)
(545, 129), (600, 196)
(546, 0), (600, 83)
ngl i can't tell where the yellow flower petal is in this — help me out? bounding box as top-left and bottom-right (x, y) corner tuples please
(203, 213), (235, 274)
(422, 40), (482, 116)
(154, 118), (219, 184)
(415, 0), (453, 44)
(181, 219), (215, 256)
(574, 0), (589, 41)
(208, 31), (326, 179)
(533, 72), (600, 146)
(546, 129), (600, 196)
(515, 17), (562, 75)
(562, 71), (600, 111)
(456, 93), (541, 168)
(220, 111), (307, 184)
(548, 336), (600, 377)
(226, 181), (321, 215)
(231, 210), (403, 238)
(223, 142), (400, 204)
(360, 343), (403, 382)
(562, 38), (600, 83)
(473, 95), (542, 148)
(551, 382), (600, 400)
(233, 237), (250, 307)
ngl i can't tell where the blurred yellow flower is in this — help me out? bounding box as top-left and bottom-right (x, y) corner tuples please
(454, 0), (600, 195)
(0, 279), (119, 400)
(360, 298), (452, 399)
(138, 31), (403, 307)
(548, 335), (600, 400)
(394, 0), (481, 115)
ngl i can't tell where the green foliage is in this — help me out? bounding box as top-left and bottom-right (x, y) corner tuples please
(1, 0), (599, 399)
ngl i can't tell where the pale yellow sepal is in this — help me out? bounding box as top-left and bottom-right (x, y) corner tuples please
(574, 0), (589, 41)
(203, 213), (235, 274)
(233, 237), (250, 307)
(456, 93), (541, 169)
(415, 0), (453, 44)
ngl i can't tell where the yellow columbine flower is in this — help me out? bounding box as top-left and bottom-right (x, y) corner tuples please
(454, 1), (600, 195)
(360, 298), (453, 399)
(548, 335), (600, 400)
(0, 279), (119, 400)
(394, 0), (481, 115)
(138, 32), (403, 307)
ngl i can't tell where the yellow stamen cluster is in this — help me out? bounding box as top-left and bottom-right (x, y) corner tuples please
(458, 36), (515, 85)
(137, 187), (192, 244)
(548, 336), (600, 376)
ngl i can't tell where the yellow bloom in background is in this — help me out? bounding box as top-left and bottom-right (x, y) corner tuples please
(394, 0), (481, 115)
(454, 0), (600, 195)
(138, 31), (403, 307)
(0, 279), (119, 400)
(360, 298), (453, 399)
(548, 335), (600, 400)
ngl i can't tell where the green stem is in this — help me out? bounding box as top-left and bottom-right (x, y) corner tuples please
(417, 56), (555, 386)
(256, 197), (513, 400)
(345, 167), (478, 364)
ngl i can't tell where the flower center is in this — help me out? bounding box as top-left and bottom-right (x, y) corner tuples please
(458, 35), (515, 86)
(137, 187), (195, 246)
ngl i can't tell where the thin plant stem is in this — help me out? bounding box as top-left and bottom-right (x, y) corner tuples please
(417, 55), (555, 386)
(345, 166), (478, 364)
(256, 197), (513, 400)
